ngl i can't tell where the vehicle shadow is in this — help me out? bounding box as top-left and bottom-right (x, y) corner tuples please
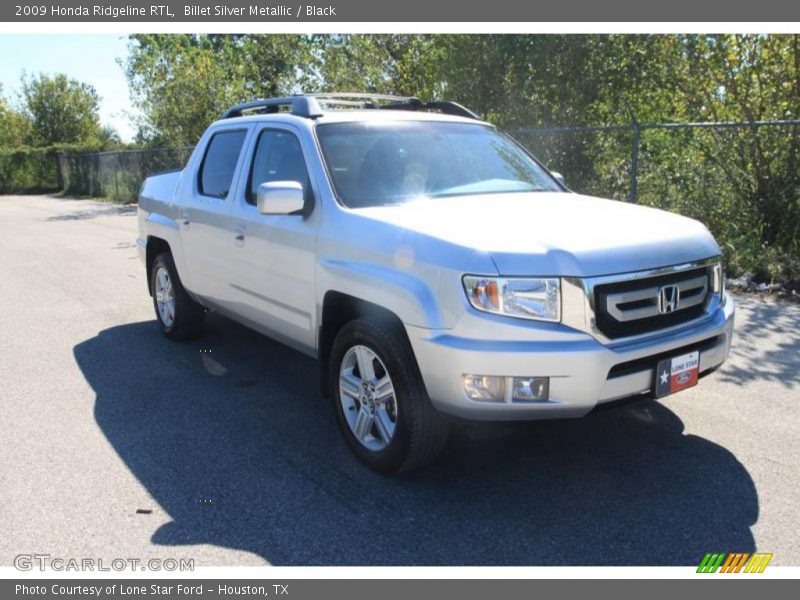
(74, 313), (758, 565)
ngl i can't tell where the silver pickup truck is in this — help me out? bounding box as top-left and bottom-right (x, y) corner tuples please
(137, 93), (735, 472)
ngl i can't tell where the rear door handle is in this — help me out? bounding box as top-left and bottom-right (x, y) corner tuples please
(180, 211), (191, 227)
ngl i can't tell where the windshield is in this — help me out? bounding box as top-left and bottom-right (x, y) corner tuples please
(315, 121), (562, 208)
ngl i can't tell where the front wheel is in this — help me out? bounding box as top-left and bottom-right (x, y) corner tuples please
(329, 317), (450, 473)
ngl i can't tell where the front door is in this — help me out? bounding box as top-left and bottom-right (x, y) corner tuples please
(227, 125), (319, 353)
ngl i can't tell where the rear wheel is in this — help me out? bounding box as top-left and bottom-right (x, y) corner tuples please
(150, 252), (204, 340)
(330, 317), (450, 473)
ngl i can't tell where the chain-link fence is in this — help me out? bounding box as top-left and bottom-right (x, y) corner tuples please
(511, 119), (800, 201)
(57, 146), (195, 202)
(55, 119), (800, 208)
(511, 119), (800, 284)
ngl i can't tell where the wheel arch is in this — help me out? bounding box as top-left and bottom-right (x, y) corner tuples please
(318, 291), (416, 399)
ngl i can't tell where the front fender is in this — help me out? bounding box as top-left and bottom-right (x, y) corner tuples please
(318, 259), (454, 330)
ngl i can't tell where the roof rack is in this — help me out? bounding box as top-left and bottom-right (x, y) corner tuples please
(221, 96), (324, 119)
(220, 93), (480, 120)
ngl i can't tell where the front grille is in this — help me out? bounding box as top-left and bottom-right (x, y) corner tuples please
(594, 266), (712, 339)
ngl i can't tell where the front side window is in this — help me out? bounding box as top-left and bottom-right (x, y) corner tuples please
(198, 129), (247, 198)
(316, 121), (562, 208)
(248, 129), (311, 205)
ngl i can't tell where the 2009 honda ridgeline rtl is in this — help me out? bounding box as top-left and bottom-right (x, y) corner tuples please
(137, 94), (735, 472)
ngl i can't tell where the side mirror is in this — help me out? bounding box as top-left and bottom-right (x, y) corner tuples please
(256, 181), (304, 215)
(551, 171), (566, 187)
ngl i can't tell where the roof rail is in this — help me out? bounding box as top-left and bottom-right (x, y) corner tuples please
(220, 96), (324, 119)
(220, 93), (480, 120)
(379, 98), (480, 119)
(312, 92), (411, 103)
(311, 93), (480, 119)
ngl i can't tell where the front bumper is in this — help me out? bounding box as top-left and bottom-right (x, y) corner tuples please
(406, 292), (735, 420)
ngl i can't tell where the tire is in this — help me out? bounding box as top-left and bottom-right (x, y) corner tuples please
(329, 316), (450, 473)
(150, 252), (205, 340)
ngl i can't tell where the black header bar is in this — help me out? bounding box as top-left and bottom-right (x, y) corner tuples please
(3, 0), (800, 22)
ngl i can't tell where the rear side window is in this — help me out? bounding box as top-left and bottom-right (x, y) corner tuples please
(247, 130), (311, 204)
(198, 129), (247, 198)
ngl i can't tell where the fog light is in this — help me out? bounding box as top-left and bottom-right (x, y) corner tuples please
(512, 377), (549, 402)
(463, 375), (505, 402)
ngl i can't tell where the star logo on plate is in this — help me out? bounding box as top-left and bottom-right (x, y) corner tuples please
(660, 370), (669, 385)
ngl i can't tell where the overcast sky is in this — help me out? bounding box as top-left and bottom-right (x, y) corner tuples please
(0, 34), (137, 142)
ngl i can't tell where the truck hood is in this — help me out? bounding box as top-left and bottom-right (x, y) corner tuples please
(355, 192), (720, 277)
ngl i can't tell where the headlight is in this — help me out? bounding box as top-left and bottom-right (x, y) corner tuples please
(463, 276), (561, 322)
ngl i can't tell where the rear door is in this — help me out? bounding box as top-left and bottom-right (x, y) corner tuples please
(178, 125), (251, 306)
(226, 124), (320, 354)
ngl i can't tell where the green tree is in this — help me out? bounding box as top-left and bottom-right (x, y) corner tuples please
(96, 124), (122, 147)
(0, 88), (31, 148)
(630, 35), (800, 282)
(123, 34), (311, 146)
(118, 33), (799, 285)
(20, 73), (102, 146)
(307, 35), (441, 98)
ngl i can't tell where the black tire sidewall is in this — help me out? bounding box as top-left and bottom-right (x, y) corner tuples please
(151, 254), (178, 334)
(150, 251), (203, 340)
(329, 319), (421, 473)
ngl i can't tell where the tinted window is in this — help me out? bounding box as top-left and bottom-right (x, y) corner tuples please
(248, 130), (311, 204)
(198, 129), (247, 198)
(316, 121), (562, 208)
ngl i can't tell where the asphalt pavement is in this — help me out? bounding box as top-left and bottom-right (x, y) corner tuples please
(1, 194), (798, 566)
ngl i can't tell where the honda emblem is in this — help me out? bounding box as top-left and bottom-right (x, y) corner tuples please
(658, 284), (680, 314)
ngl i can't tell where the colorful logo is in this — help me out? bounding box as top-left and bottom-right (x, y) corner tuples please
(697, 552), (773, 573)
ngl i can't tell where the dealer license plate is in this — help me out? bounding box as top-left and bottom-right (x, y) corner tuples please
(655, 350), (699, 398)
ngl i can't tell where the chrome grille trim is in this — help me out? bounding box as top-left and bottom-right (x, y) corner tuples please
(561, 257), (723, 345)
(606, 274), (708, 322)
